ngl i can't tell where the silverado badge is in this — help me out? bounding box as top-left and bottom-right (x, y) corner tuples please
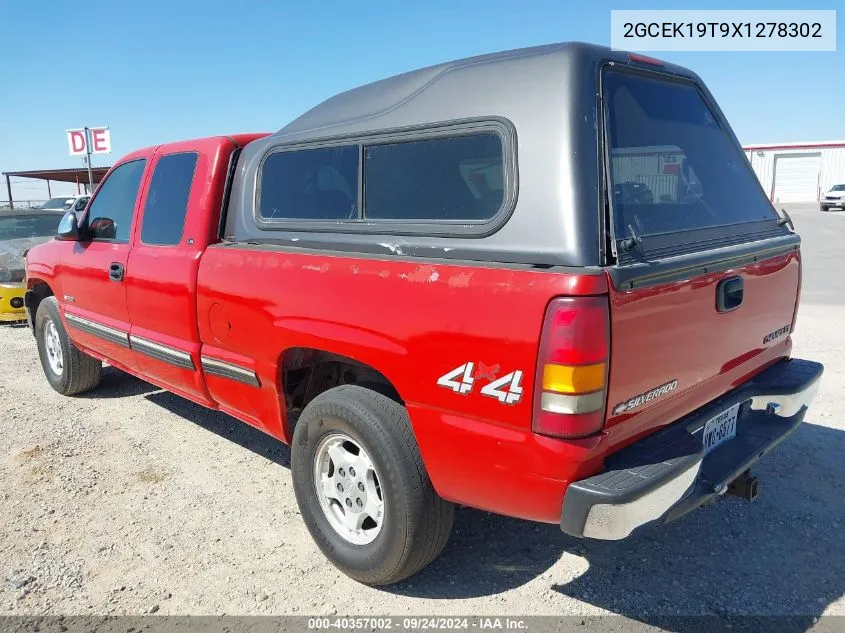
(613, 379), (679, 415)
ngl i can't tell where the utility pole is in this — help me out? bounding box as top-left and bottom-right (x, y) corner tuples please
(84, 126), (95, 194)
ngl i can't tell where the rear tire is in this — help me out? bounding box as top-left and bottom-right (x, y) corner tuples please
(291, 385), (454, 585)
(35, 297), (101, 396)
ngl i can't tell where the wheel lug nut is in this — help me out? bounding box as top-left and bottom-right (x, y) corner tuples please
(349, 467), (356, 477)
(356, 498), (363, 508)
(337, 483), (343, 492)
(357, 482), (365, 492)
(338, 468), (345, 477)
(345, 498), (352, 508)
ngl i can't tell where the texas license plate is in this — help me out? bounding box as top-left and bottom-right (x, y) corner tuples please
(702, 404), (739, 453)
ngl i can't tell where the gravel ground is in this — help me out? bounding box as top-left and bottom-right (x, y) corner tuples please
(1, 205), (843, 625)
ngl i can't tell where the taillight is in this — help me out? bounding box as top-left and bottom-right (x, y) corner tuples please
(532, 296), (610, 439)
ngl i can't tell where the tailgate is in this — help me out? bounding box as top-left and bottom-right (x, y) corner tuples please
(600, 65), (801, 437)
(605, 244), (799, 431)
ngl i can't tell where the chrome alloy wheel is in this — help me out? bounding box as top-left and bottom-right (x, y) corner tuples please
(44, 319), (63, 376)
(313, 433), (384, 545)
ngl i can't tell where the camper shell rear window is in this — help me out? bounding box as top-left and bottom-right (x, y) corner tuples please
(603, 68), (783, 261)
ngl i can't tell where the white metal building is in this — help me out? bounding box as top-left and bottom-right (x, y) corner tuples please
(744, 141), (845, 204)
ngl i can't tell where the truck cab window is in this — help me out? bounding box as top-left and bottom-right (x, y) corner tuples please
(86, 159), (146, 242)
(141, 152), (198, 245)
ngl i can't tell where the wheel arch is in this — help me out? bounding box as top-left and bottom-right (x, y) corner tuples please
(24, 278), (55, 334)
(279, 346), (404, 438)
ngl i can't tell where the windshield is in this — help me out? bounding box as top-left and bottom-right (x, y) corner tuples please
(0, 214), (60, 240)
(40, 197), (76, 210)
(831, 185), (845, 192)
(604, 70), (779, 255)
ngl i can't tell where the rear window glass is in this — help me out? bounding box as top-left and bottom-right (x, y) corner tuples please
(40, 198), (75, 210)
(364, 133), (504, 221)
(604, 71), (778, 250)
(259, 145), (358, 221)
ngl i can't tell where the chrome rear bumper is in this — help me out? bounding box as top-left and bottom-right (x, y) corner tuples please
(561, 358), (823, 540)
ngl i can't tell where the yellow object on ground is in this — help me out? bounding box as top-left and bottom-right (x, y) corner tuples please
(0, 283), (26, 322)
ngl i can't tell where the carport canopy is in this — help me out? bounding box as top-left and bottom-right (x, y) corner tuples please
(3, 166), (111, 208)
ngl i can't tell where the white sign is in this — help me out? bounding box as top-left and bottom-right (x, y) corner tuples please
(66, 127), (112, 156)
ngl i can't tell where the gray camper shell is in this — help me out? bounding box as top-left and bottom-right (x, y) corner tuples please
(224, 42), (755, 269)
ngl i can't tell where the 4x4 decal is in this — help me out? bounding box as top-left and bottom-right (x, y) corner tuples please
(437, 362), (524, 405)
(436, 362), (476, 395)
(480, 371), (524, 404)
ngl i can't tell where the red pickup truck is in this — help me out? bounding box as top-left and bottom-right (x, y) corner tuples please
(24, 43), (822, 585)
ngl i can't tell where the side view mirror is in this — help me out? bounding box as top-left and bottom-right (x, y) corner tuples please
(56, 211), (81, 241)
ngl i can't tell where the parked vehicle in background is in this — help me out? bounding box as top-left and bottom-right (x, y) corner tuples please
(23, 42), (822, 585)
(0, 210), (64, 322)
(40, 195), (90, 212)
(820, 184), (845, 211)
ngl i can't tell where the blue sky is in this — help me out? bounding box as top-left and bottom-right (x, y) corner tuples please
(1, 0), (841, 200)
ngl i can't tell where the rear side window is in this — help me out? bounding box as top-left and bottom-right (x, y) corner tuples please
(604, 70), (778, 255)
(364, 133), (504, 221)
(86, 159), (146, 242)
(141, 152), (198, 245)
(259, 145), (358, 220)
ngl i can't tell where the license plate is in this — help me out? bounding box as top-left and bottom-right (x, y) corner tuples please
(702, 404), (739, 453)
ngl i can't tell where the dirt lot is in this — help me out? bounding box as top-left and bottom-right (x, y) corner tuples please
(1, 204), (843, 624)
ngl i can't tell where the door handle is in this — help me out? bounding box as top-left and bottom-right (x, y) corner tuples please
(109, 262), (125, 282)
(716, 276), (743, 312)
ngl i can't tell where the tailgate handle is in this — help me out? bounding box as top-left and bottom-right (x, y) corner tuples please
(716, 276), (743, 312)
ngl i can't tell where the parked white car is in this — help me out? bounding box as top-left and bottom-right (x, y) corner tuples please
(39, 195), (90, 213)
(820, 184), (845, 212)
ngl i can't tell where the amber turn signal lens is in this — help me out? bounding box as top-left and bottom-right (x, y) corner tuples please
(542, 362), (606, 394)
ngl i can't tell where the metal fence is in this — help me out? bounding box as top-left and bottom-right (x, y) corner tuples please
(0, 200), (47, 210)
